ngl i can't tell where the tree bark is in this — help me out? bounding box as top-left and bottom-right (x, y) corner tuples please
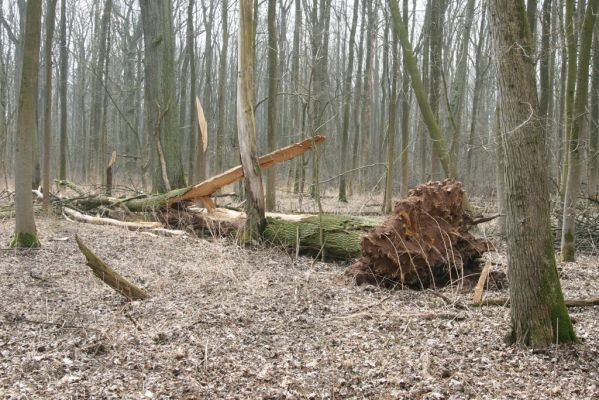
(338, 0), (359, 202)
(560, 0), (599, 261)
(265, 0), (278, 211)
(139, 0), (186, 192)
(237, 0), (266, 241)
(58, 0), (68, 180)
(42, 0), (57, 213)
(489, 0), (576, 346)
(216, 0), (229, 173)
(389, 0), (458, 180)
(11, 0), (42, 248)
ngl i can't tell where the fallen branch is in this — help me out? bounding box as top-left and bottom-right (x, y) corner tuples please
(75, 235), (149, 301)
(63, 207), (162, 230)
(475, 297), (599, 307)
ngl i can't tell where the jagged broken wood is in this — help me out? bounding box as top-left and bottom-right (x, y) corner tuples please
(75, 235), (149, 301)
(122, 135), (326, 211)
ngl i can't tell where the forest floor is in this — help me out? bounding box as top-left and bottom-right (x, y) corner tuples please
(1, 194), (599, 399)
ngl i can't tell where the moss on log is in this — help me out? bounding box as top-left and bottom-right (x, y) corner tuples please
(263, 214), (383, 259)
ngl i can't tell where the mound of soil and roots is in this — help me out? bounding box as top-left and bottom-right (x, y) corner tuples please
(343, 180), (494, 288)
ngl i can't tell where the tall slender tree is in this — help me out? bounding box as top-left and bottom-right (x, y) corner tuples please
(265, 0), (278, 211)
(560, 0), (599, 261)
(42, 0), (58, 212)
(58, 0), (68, 180)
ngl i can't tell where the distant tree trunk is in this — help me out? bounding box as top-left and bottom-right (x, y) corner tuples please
(560, 0), (577, 193)
(490, 0), (576, 346)
(42, 0), (58, 212)
(265, 0), (278, 211)
(216, 0), (229, 173)
(58, 0), (68, 180)
(590, 25), (599, 196)
(186, 0), (198, 182)
(291, 0), (304, 194)
(383, 26), (399, 213)
(238, 0), (265, 240)
(399, 0), (410, 197)
(89, 0), (112, 182)
(309, 0), (331, 199)
(448, 0), (475, 163)
(338, 0), (359, 202)
(465, 7), (488, 179)
(539, 0), (554, 178)
(560, 0), (599, 261)
(389, 0), (457, 180)
(428, 0), (445, 180)
(0, 6), (7, 190)
(11, 0), (42, 248)
(196, 0), (215, 181)
(139, 0), (186, 192)
(360, 0), (376, 187)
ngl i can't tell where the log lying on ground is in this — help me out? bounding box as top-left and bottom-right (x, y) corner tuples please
(342, 180), (494, 289)
(158, 207), (383, 258)
(123, 135), (326, 212)
(75, 235), (149, 300)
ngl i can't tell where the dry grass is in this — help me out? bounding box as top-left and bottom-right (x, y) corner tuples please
(1, 214), (599, 399)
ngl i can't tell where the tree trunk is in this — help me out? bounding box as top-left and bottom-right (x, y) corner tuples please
(139, 0), (186, 192)
(560, 0), (599, 261)
(237, 0), (266, 241)
(399, 0), (410, 198)
(216, 0), (229, 173)
(383, 26), (399, 214)
(389, 0), (457, 180)
(338, 0), (359, 202)
(560, 0), (578, 194)
(11, 0), (42, 248)
(590, 24), (599, 196)
(89, 0), (112, 182)
(489, 0), (576, 346)
(265, 0), (278, 211)
(42, 0), (58, 212)
(58, 0), (68, 180)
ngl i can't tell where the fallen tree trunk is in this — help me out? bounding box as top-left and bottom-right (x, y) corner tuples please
(158, 207), (383, 259)
(123, 135), (326, 212)
(75, 235), (149, 301)
(64, 207), (163, 230)
(342, 180), (493, 289)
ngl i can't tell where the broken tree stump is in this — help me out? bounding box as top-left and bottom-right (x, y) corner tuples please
(342, 180), (493, 289)
(75, 235), (149, 301)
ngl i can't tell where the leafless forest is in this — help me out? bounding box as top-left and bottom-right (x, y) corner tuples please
(1, 0), (599, 398)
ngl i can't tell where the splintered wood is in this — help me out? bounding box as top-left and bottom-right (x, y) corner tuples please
(166, 135), (325, 207)
(342, 180), (493, 289)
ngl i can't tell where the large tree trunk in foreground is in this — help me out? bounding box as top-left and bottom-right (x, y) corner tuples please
(11, 0), (42, 248)
(490, 0), (576, 346)
(343, 180), (491, 289)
